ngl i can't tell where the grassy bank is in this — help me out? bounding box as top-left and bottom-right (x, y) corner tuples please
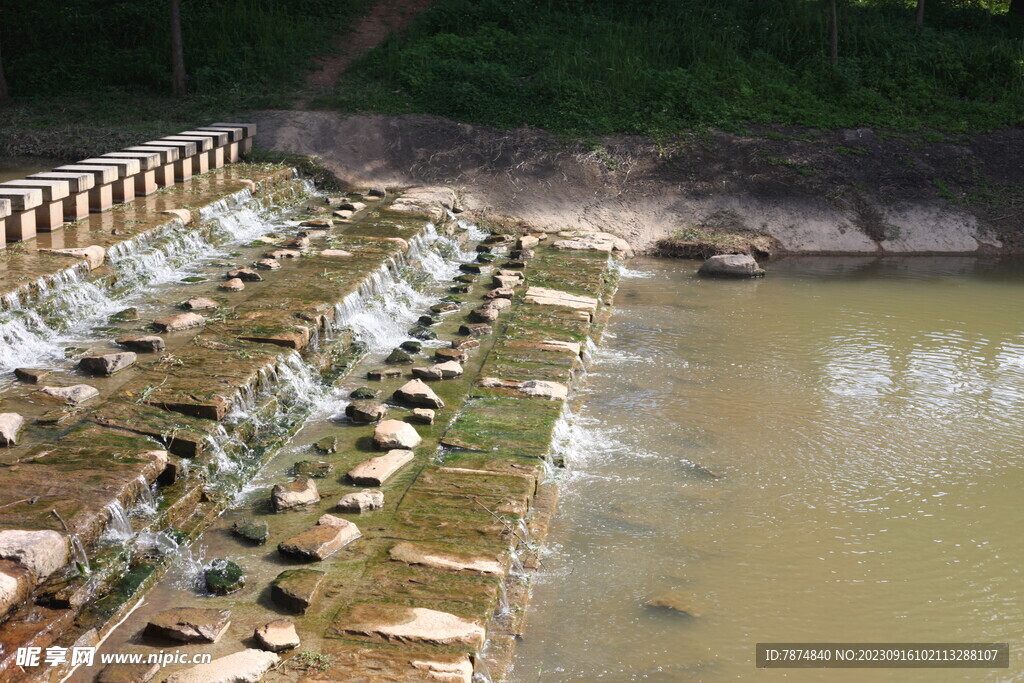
(319, 0), (1024, 135)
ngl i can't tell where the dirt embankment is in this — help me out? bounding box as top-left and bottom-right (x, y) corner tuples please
(255, 110), (1024, 255)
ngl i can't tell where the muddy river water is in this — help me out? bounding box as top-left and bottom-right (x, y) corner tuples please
(513, 256), (1024, 682)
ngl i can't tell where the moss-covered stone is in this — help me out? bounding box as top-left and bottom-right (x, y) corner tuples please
(349, 387), (378, 400)
(205, 558), (245, 595)
(231, 518), (269, 544)
(294, 460), (333, 478)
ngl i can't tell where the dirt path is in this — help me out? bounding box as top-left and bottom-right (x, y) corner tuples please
(295, 0), (432, 107)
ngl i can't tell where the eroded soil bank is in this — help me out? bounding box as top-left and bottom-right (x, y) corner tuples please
(255, 110), (1024, 256)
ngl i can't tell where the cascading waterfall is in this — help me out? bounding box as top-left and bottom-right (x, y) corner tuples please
(131, 475), (158, 516)
(0, 185), (309, 378)
(100, 501), (134, 543)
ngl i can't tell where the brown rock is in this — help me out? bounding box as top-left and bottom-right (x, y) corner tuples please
(434, 348), (467, 363)
(0, 559), (33, 618)
(40, 384), (98, 404)
(389, 542), (504, 575)
(254, 619), (300, 652)
(345, 400), (388, 423)
(13, 368), (49, 384)
(410, 408), (435, 425)
(153, 312), (205, 333)
(183, 296), (218, 310)
(278, 520), (360, 561)
(271, 477), (320, 512)
(271, 569), (325, 613)
(340, 604), (485, 649)
(373, 420), (422, 450)
(460, 323), (493, 336)
(219, 277), (245, 291)
(96, 661), (160, 683)
(144, 607), (230, 643)
(336, 489), (385, 513)
(116, 335), (165, 352)
(226, 268), (262, 282)
(393, 379), (445, 409)
(79, 352), (137, 376)
(347, 449), (415, 486)
(165, 649), (279, 683)
(255, 258), (280, 270)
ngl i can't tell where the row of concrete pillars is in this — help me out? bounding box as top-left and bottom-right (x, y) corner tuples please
(0, 122), (255, 249)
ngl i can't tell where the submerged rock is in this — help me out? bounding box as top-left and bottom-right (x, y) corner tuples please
(271, 568), (325, 613)
(254, 619), (300, 652)
(697, 253), (765, 278)
(460, 323), (493, 337)
(346, 400), (389, 423)
(645, 591), (703, 617)
(255, 258), (280, 270)
(109, 307), (139, 322)
(373, 420), (422, 450)
(219, 277), (245, 291)
(0, 530), (69, 580)
(336, 489), (385, 513)
(393, 379), (445, 409)
(165, 649), (279, 683)
(231, 518), (269, 545)
(40, 384), (99, 404)
(409, 325), (438, 340)
(271, 477), (320, 512)
(385, 348), (414, 364)
(293, 460), (333, 478)
(348, 449), (415, 486)
(78, 352), (137, 376)
(349, 386), (378, 400)
(0, 413), (24, 446)
(204, 559), (245, 595)
(144, 607), (231, 643)
(153, 312), (205, 333)
(314, 436), (338, 454)
(400, 340), (422, 354)
(116, 335), (165, 353)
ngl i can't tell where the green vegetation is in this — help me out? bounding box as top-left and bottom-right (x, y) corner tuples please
(321, 0), (1024, 134)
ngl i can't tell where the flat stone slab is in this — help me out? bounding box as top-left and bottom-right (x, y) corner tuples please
(254, 619), (300, 652)
(410, 408), (435, 425)
(116, 335), (165, 353)
(40, 384), (99, 404)
(524, 286), (599, 313)
(389, 542), (504, 576)
(271, 568), (325, 613)
(278, 519), (360, 560)
(338, 604), (486, 649)
(40, 246), (106, 271)
(165, 648), (279, 683)
(348, 449), (415, 486)
(336, 489), (385, 513)
(144, 607), (230, 643)
(478, 377), (569, 399)
(272, 476), (320, 512)
(183, 296), (218, 310)
(373, 419), (422, 450)
(412, 361), (463, 381)
(153, 312), (205, 333)
(231, 518), (268, 545)
(79, 352), (137, 376)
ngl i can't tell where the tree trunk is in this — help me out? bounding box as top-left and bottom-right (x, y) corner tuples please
(829, 0), (839, 65)
(0, 39), (9, 103)
(916, 0), (926, 27)
(170, 0), (187, 96)
(1011, 0), (1024, 16)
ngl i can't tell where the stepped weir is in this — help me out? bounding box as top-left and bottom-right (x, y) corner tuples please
(0, 128), (627, 682)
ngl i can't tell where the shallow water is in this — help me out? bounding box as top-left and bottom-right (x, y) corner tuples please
(513, 256), (1024, 682)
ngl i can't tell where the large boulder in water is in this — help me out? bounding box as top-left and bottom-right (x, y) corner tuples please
(697, 254), (765, 278)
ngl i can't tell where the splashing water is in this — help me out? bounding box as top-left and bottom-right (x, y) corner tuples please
(100, 501), (134, 543)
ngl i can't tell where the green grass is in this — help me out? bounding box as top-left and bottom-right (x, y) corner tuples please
(318, 0), (1024, 135)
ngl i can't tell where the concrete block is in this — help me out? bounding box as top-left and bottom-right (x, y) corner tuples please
(180, 129), (229, 147)
(197, 126), (244, 162)
(55, 165), (118, 213)
(2, 180), (71, 231)
(0, 185), (44, 211)
(210, 122), (257, 138)
(79, 158), (141, 203)
(103, 152), (162, 195)
(0, 198), (8, 250)
(163, 135), (213, 152)
(126, 146), (180, 186)
(5, 211), (36, 242)
(29, 171), (95, 193)
(140, 141), (198, 181)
